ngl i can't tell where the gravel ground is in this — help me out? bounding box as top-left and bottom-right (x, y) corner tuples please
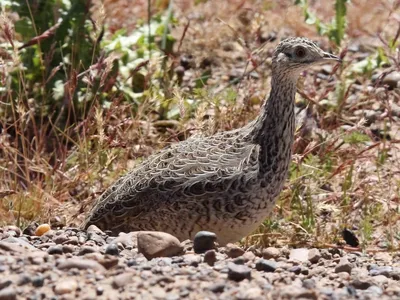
(0, 225), (399, 300)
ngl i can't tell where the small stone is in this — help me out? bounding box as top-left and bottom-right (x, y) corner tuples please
(78, 246), (97, 255)
(367, 285), (383, 296)
(61, 245), (74, 253)
(227, 263), (251, 281)
(137, 231), (183, 260)
(255, 259), (276, 272)
(335, 257), (353, 274)
(242, 251), (256, 262)
(204, 250), (217, 266)
(96, 285), (104, 296)
(0, 287), (16, 300)
(383, 72), (400, 89)
(4, 226), (21, 237)
(31, 275), (44, 287)
(0, 280), (12, 290)
(226, 243), (245, 258)
(54, 279), (78, 295)
(53, 234), (69, 244)
(151, 286), (166, 299)
(105, 244), (119, 256)
(57, 258), (106, 272)
(208, 282), (225, 293)
(370, 275), (388, 287)
(86, 225), (105, 235)
(374, 252), (392, 262)
(289, 248), (309, 262)
(183, 254), (202, 267)
(35, 224), (51, 236)
(47, 245), (63, 255)
(193, 231), (216, 253)
(350, 279), (372, 290)
(232, 256), (245, 265)
(113, 273), (133, 289)
(17, 274), (30, 286)
(112, 232), (139, 249)
(262, 247), (280, 259)
(302, 279), (316, 289)
(288, 266), (302, 274)
(308, 248), (321, 264)
(23, 223), (38, 236)
(369, 266), (392, 277)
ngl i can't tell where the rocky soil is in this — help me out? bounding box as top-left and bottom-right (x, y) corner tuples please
(0, 225), (399, 300)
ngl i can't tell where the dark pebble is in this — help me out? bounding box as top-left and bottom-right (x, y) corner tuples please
(96, 286), (104, 296)
(208, 283), (225, 293)
(47, 245), (63, 255)
(255, 259), (276, 272)
(105, 244), (119, 256)
(288, 265), (302, 274)
(227, 263), (251, 282)
(31, 275), (44, 287)
(0, 280), (12, 290)
(232, 257), (245, 265)
(127, 259), (138, 267)
(17, 274), (31, 286)
(203, 250), (217, 266)
(193, 231), (216, 253)
(78, 246), (96, 256)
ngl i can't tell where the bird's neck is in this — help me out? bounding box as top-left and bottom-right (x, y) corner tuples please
(249, 71), (298, 175)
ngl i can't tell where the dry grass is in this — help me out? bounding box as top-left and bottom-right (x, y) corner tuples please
(1, 0), (400, 250)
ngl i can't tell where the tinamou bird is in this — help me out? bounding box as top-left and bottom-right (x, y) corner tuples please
(83, 37), (340, 245)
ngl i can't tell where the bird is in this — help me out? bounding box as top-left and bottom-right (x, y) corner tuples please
(83, 37), (340, 245)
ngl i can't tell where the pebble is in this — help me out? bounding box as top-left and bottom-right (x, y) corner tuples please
(57, 258), (106, 272)
(203, 250), (217, 266)
(289, 248), (309, 262)
(382, 72), (400, 89)
(262, 247), (280, 259)
(31, 275), (45, 287)
(193, 231), (216, 253)
(35, 224), (51, 236)
(225, 243), (245, 258)
(255, 259), (276, 272)
(47, 245), (63, 255)
(112, 273), (133, 288)
(0, 287), (16, 300)
(308, 248), (321, 264)
(105, 243), (119, 256)
(78, 246), (97, 255)
(335, 257), (353, 274)
(369, 266), (392, 277)
(227, 263), (251, 281)
(54, 279), (78, 295)
(137, 231), (183, 260)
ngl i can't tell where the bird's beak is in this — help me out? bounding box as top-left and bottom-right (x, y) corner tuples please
(322, 52), (342, 63)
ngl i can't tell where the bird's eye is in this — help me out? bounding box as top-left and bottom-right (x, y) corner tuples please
(295, 47), (306, 58)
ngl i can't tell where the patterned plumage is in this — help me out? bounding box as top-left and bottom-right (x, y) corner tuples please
(83, 37), (340, 245)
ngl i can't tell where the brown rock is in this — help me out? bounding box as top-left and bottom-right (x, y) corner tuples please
(137, 231), (183, 260)
(308, 248), (321, 264)
(113, 273), (133, 289)
(226, 243), (245, 259)
(54, 279), (78, 295)
(57, 258), (106, 272)
(262, 247), (280, 259)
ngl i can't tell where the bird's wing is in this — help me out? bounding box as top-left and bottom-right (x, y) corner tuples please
(85, 133), (260, 225)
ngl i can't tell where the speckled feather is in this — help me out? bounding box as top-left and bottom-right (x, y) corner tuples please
(83, 37), (339, 245)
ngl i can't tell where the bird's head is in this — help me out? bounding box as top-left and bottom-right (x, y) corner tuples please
(272, 37), (341, 76)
